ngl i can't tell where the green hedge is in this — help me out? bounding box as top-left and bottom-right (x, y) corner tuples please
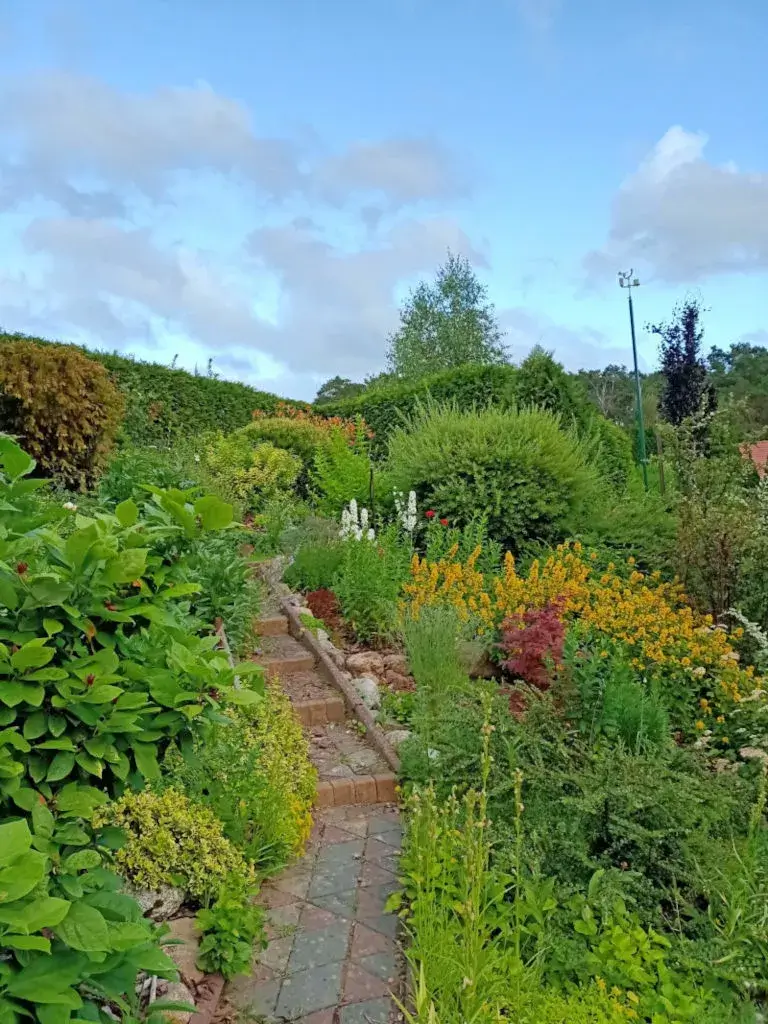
(320, 364), (520, 454)
(0, 332), (302, 446)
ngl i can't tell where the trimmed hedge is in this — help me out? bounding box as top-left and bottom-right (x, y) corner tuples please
(0, 332), (303, 446)
(320, 364), (520, 454)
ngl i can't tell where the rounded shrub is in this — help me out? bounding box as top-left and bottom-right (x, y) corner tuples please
(0, 339), (124, 488)
(387, 402), (597, 551)
(203, 431), (301, 508)
(95, 788), (254, 900)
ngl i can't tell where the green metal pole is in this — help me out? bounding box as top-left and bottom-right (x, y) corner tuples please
(627, 289), (649, 491)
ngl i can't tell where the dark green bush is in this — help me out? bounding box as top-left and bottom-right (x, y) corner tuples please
(0, 338), (124, 488)
(514, 346), (589, 426)
(582, 415), (634, 490)
(284, 541), (345, 592)
(320, 364), (519, 455)
(387, 403), (598, 552)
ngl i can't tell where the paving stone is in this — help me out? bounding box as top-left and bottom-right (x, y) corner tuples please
(340, 815), (370, 838)
(296, 1010), (336, 1024)
(367, 813), (402, 835)
(340, 997), (392, 1024)
(259, 935), (295, 974)
(321, 824), (359, 845)
(276, 961), (343, 1019)
(300, 903), (343, 932)
(289, 920), (351, 972)
(365, 838), (400, 865)
(309, 863), (362, 898)
(266, 901), (303, 939)
(360, 861), (397, 888)
(350, 923), (394, 959)
(262, 884), (301, 909)
(342, 962), (391, 1002)
(226, 961), (277, 1004)
(316, 839), (365, 864)
(356, 884), (396, 918)
(310, 889), (357, 918)
(357, 913), (398, 940)
(230, 978), (281, 1016)
(275, 871), (314, 899)
(375, 830), (403, 852)
(357, 952), (398, 983)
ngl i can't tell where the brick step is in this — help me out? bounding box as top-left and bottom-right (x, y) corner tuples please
(257, 635), (316, 680)
(293, 696), (346, 727)
(254, 614), (289, 637)
(315, 773), (397, 809)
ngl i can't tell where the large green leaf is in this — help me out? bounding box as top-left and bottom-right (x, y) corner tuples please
(11, 642), (55, 672)
(0, 438), (35, 481)
(0, 680), (44, 707)
(102, 548), (148, 585)
(55, 783), (108, 818)
(7, 951), (87, 1003)
(0, 819), (32, 866)
(131, 742), (160, 780)
(54, 901), (110, 952)
(47, 751), (75, 782)
(194, 495), (234, 531)
(0, 896), (71, 932)
(115, 499), (139, 527)
(0, 850), (46, 902)
(0, 577), (19, 611)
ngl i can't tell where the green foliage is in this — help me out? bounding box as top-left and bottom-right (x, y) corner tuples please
(582, 415), (635, 490)
(284, 539), (345, 593)
(319, 363), (519, 456)
(515, 346), (588, 425)
(314, 375), (366, 406)
(0, 437), (259, 1023)
(181, 531), (262, 655)
(196, 875), (266, 979)
(163, 686), (316, 874)
(203, 432), (301, 510)
(0, 339), (124, 489)
(96, 789), (254, 900)
(240, 417), (327, 468)
(387, 402), (598, 552)
(386, 252), (508, 379)
(98, 444), (195, 505)
(652, 299), (716, 429)
(333, 527), (411, 643)
(311, 428), (375, 517)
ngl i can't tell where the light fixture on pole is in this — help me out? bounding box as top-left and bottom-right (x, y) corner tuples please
(618, 270), (648, 492)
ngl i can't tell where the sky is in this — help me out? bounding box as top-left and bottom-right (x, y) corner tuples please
(0, 0), (766, 401)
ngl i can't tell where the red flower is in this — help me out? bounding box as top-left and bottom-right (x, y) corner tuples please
(440, 518), (449, 526)
(425, 510), (436, 519)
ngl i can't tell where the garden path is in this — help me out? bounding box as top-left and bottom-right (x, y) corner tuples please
(220, 608), (404, 1024)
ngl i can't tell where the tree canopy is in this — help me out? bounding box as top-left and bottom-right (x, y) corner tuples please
(386, 251), (508, 379)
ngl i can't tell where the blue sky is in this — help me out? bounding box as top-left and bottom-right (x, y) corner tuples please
(0, 0), (766, 399)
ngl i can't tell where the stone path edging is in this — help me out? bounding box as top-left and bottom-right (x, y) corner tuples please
(280, 596), (401, 775)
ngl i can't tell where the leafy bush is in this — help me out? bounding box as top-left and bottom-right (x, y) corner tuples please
(203, 433), (301, 510)
(388, 403), (598, 551)
(98, 443), (195, 505)
(333, 527), (411, 643)
(95, 789), (255, 899)
(285, 540), (345, 592)
(320, 363), (520, 456)
(196, 876), (266, 979)
(0, 339), (124, 488)
(164, 686), (316, 873)
(311, 427), (375, 517)
(514, 346), (588, 425)
(582, 415), (635, 490)
(0, 438), (259, 1022)
(182, 531), (262, 654)
(498, 602), (566, 690)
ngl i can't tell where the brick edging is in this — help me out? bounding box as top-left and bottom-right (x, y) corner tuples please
(279, 596), (401, 775)
(188, 974), (225, 1024)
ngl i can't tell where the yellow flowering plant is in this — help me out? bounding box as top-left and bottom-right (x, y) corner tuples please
(403, 540), (762, 733)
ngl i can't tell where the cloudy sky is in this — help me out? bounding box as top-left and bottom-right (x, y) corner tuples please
(0, 0), (766, 399)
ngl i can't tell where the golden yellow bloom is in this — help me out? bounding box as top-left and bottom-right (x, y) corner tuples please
(695, 720), (705, 730)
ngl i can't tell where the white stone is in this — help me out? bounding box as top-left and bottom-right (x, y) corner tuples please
(164, 917), (205, 988)
(346, 749), (381, 773)
(125, 883), (185, 921)
(386, 729), (412, 749)
(158, 981), (195, 1024)
(353, 675), (381, 710)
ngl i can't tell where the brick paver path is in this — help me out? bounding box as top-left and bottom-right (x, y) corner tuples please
(226, 806), (402, 1024)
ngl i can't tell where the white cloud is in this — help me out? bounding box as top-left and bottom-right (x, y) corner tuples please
(500, 307), (640, 371)
(585, 126), (768, 283)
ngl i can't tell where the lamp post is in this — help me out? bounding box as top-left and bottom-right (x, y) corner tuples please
(618, 270), (648, 492)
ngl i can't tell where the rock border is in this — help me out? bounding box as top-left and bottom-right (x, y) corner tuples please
(280, 594), (401, 775)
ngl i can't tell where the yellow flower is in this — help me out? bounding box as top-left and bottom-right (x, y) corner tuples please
(695, 720), (705, 730)
(716, 715), (725, 724)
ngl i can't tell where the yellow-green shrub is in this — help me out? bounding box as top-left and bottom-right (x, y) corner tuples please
(203, 433), (300, 508)
(236, 684), (317, 858)
(0, 339), (124, 488)
(95, 789), (254, 900)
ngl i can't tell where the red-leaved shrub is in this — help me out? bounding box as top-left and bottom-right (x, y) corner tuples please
(497, 601), (566, 691)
